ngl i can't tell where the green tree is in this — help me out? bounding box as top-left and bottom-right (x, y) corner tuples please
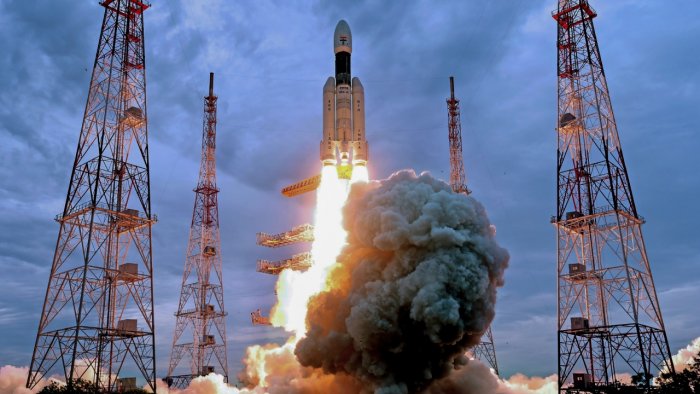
(631, 372), (653, 388)
(37, 379), (148, 394)
(38, 379), (99, 394)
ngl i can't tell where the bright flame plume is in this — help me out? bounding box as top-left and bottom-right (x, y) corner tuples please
(246, 164), (368, 388)
(271, 164), (369, 336)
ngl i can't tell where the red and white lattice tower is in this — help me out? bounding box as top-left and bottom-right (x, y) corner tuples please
(552, 1), (674, 391)
(447, 76), (499, 376)
(166, 73), (229, 389)
(447, 77), (470, 196)
(27, 0), (156, 391)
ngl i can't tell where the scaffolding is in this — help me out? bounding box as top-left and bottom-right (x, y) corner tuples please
(26, 1), (156, 391)
(250, 309), (272, 326)
(257, 252), (313, 275)
(280, 165), (352, 197)
(552, 1), (674, 391)
(256, 224), (314, 247)
(281, 175), (321, 197)
(166, 73), (229, 388)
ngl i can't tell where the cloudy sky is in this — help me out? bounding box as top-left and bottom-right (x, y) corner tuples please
(0, 0), (698, 383)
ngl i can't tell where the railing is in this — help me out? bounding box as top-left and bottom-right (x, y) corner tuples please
(55, 202), (157, 223)
(551, 205), (643, 225)
(250, 309), (271, 326)
(256, 253), (313, 275)
(256, 224), (314, 247)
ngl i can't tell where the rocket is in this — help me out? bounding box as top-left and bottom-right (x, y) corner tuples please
(281, 20), (369, 197)
(320, 20), (368, 169)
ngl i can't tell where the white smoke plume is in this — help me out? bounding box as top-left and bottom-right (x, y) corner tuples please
(238, 341), (364, 393)
(0, 360), (138, 394)
(0, 364), (558, 394)
(499, 372), (558, 394)
(424, 360), (557, 394)
(0, 365), (49, 394)
(151, 373), (246, 394)
(670, 336), (700, 373)
(294, 170), (510, 393)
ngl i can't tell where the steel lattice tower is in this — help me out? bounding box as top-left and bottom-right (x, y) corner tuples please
(166, 73), (229, 389)
(447, 77), (470, 196)
(552, 1), (674, 391)
(447, 76), (499, 376)
(27, 1), (156, 391)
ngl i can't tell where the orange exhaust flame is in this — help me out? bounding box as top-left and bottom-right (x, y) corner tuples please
(247, 164), (368, 388)
(271, 165), (369, 335)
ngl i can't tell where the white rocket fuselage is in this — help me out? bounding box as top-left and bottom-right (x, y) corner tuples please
(321, 20), (368, 167)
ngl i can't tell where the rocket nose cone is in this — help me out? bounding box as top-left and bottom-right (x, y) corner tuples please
(334, 19), (352, 54)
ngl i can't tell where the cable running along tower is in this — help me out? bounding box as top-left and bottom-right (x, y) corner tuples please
(447, 76), (499, 376)
(27, 0), (156, 391)
(552, 1), (674, 391)
(167, 73), (229, 388)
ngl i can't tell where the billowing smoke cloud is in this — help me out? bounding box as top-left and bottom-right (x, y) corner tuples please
(499, 372), (558, 394)
(670, 336), (700, 373)
(294, 170), (510, 393)
(238, 340), (365, 393)
(0, 365), (49, 394)
(152, 373), (245, 394)
(424, 360), (557, 394)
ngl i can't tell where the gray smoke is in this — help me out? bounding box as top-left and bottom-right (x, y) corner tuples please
(295, 170), (509, 393)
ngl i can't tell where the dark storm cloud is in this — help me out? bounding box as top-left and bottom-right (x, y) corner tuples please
(0, 0), (102, 367)
(0, 1), (96, 184)
(0, 0), (698, 383)
(0, 0), (104, 278)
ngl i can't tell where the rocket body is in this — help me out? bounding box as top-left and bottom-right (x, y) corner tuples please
(321, 20), (368, 167)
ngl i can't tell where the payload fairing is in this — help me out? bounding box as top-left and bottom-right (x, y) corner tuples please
(321, 20), (368, 169)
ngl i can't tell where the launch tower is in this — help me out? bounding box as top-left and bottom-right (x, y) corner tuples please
(552, 1), (674, 391)
(447, 76), (499, 376)
(26, 0), (156, 391)
(166, 74), (229, 388)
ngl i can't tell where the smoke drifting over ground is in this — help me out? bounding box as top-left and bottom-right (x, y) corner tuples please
(424, 361), (557, 394)
(294, 170), (509, 392)
(0, 363), (559, 394)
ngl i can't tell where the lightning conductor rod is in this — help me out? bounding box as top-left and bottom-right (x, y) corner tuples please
(450, 76), (455, 100)
(209, 72), (214, 97)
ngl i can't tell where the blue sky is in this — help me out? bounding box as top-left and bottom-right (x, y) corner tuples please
(0, 0), (698, 382)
